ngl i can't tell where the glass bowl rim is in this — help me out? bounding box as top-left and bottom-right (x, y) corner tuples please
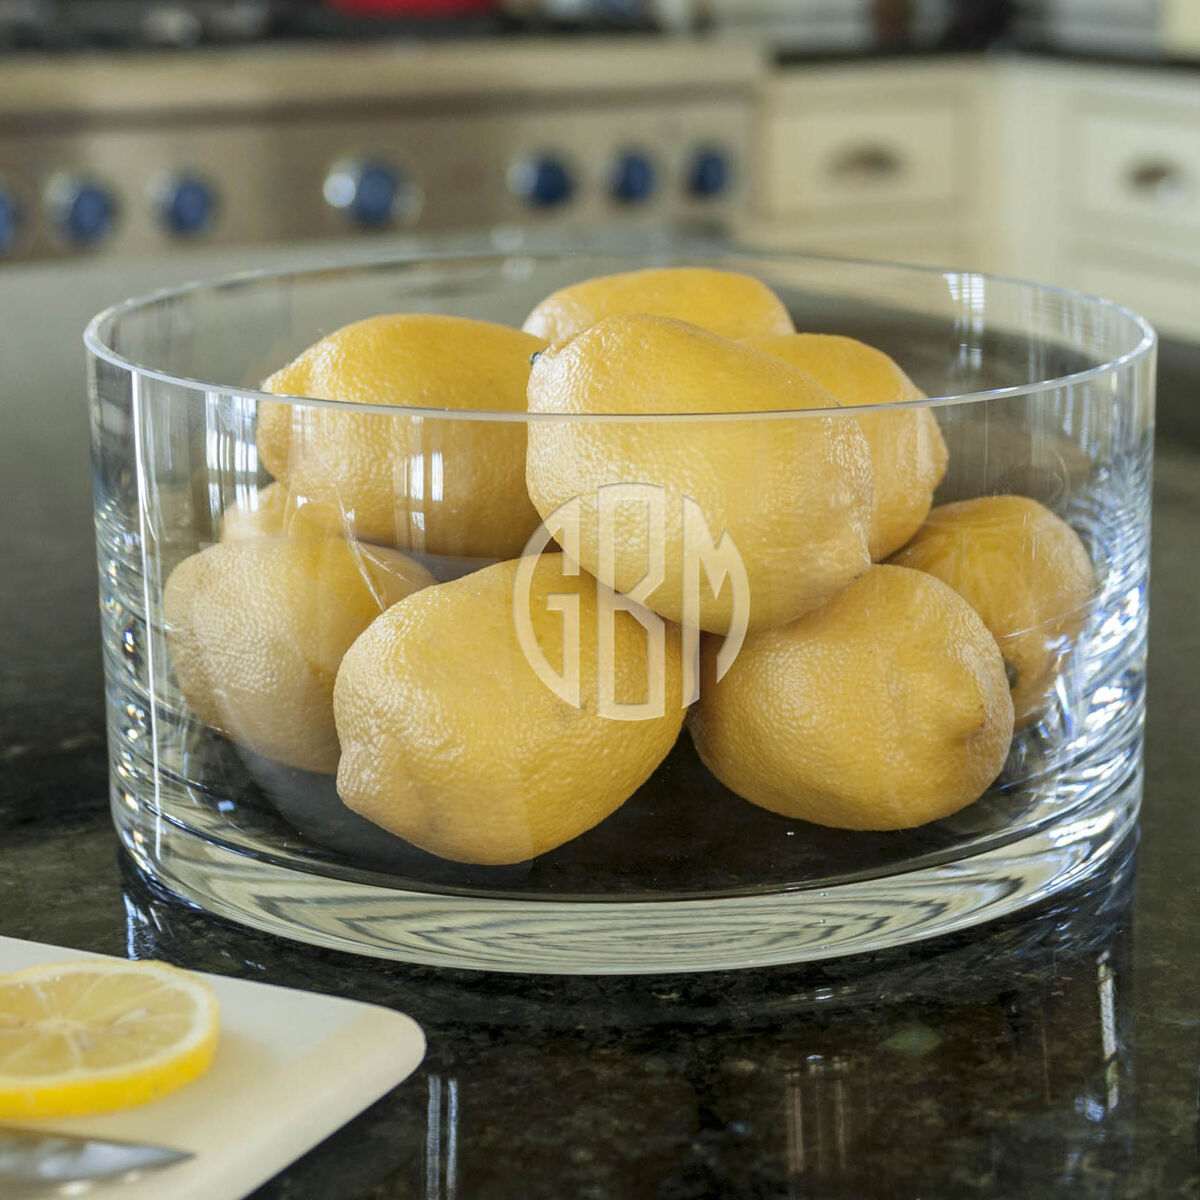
(83, 246), (1158, 423)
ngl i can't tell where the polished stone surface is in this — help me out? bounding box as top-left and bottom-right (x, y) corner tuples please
(0, 333), (1197, 1198)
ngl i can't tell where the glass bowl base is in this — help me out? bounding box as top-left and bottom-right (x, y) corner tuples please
(112, 758), (1141, 975)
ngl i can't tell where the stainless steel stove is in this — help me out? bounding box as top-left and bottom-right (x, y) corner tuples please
(0, 37), (761, 265)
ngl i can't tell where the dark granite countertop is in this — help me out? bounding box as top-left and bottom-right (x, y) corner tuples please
(771, 41), (1200, 74)
(0, 336), (1198, 1199)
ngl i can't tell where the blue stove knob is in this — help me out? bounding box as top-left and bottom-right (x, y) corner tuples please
(51, 176), (118, 246)
(324, 159), (408, 229)
(158, 173), (216, 237)
(350, 161), (399, 228)
(0, 190), (20, 255)
(610, 152), (656, 204)
(510, 155), (575, 209)
(688, 147), (733, 199)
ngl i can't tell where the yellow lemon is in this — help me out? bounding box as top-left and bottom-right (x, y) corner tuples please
(689, 565), (1014, 830)
(525, 314), (873, 634)
(220, 481), (344, 543)
(522, 266), (795, 344)
(0, 959), (218, 1119)
(257, 314), (547, 558)
(889, 495), (1095, 726)
(745, 332), (949, 559)
(333, 553), (685, 865)
(164, 535), (434, 774)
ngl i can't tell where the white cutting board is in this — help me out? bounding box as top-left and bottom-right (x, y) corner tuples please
(0, 936), (426, 1199)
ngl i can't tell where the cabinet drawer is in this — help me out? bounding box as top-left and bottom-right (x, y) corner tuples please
(1077, 109), (1200, 235)
(759, 103), (964, 217)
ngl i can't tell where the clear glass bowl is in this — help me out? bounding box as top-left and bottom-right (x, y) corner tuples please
(86, 250), (1155, 973)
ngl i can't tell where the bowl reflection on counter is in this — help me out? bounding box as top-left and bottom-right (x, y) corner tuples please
(119, 838), (1138, 1197)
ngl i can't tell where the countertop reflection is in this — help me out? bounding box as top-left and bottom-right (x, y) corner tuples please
(112, 841), (1145, 1198)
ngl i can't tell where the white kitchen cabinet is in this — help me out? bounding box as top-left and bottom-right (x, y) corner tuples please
(1022, 59), (1200, 338)
(740, 215), (970, 270)
(746, 59), (987, 271)
(1077, 108), (1200, 236)
(1072, 250), (1200, 331)
(758, 101), (965, 215)
(752, 55), (1200, 340)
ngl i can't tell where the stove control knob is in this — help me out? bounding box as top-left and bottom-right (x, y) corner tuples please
(48, 175), (118, 246)
(687, 147), (733, 199)
(509, 155), (574, 209)
(609, 151), (656, 204)
(157, 173), (217, 237)
(324, 159), (413, 229)
(0, 189), (20, 255)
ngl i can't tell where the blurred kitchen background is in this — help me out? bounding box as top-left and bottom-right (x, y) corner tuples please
(6, 0), (1200, 365)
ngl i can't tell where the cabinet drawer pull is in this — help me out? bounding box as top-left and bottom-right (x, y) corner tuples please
(829, 145), (904, 181)
(1125, 159), (1190, 205)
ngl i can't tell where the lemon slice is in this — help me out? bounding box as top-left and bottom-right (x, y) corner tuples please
(0, 959), (219, 1119)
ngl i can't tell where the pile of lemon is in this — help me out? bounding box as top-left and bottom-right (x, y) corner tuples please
(164, 267), (1094, 866)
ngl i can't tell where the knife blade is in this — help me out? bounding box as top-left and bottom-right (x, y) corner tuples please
(0, 1126), (192, 1189)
